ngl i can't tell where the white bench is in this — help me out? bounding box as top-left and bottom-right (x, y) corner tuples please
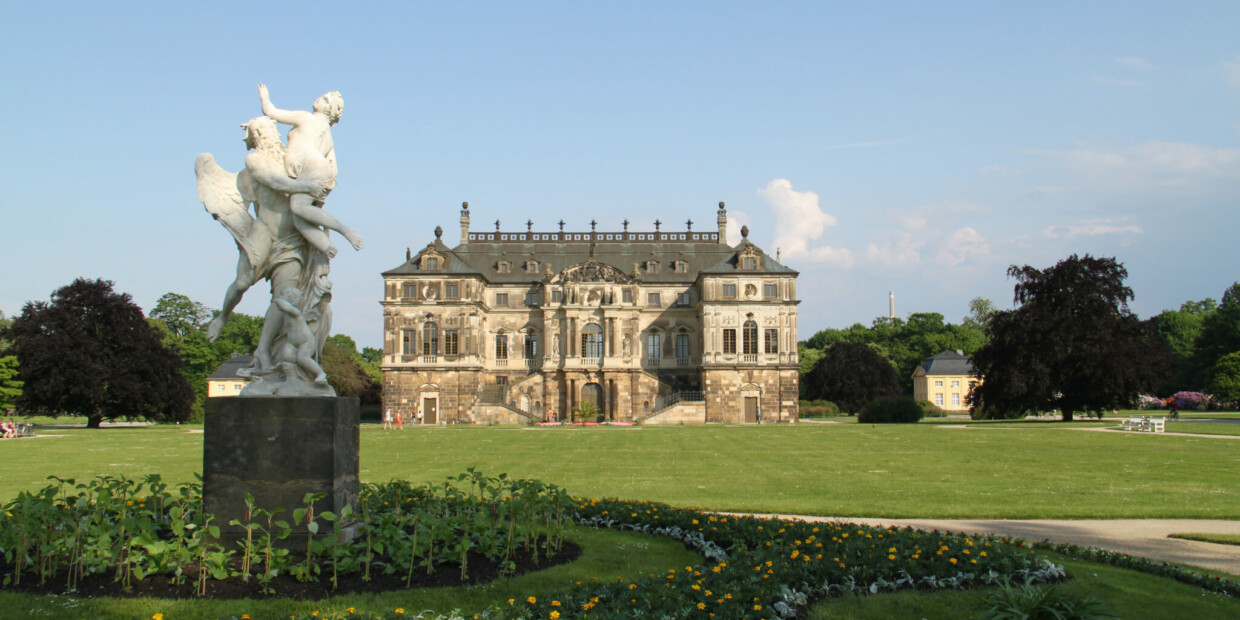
(1120, 416), (1165, 433)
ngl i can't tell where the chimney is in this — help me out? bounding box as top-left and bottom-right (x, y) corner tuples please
(717, 202), (728, 245)
(459, 201), (470, 245)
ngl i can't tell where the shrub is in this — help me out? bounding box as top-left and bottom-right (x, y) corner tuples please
(797, 400), (840, 418)
(859, 396), (923, 423)
(980, 577), (1117, 619)
(916, 399), (946, 417)
(1135, 393), (1164, 410)
(1171, 391), (1210, 411)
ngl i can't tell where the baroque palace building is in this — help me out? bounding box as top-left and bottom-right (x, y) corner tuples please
(380, 203), (799, 425)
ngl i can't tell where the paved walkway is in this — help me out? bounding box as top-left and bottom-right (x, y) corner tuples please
(741, 514), (1240, 575)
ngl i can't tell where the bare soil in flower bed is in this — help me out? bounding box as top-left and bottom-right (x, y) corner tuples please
(0, 538), (581, 601)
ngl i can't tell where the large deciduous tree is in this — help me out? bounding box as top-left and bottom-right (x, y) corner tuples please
(803, 341), (901, 414)
(4, 278), (192, 427)
(969, 255), (1167, 421)
(149, 293), (212, 339)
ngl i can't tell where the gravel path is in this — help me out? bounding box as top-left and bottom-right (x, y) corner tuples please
(741, 514), (1240, 575)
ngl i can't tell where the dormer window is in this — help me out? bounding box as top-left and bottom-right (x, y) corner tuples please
(646, 260), (659, 274)
(526, 261), (538, 273)
(425, 257), (439, 270)
(497, 261), (511, 274)
(674, 261), (687, 273)
(743, 256), (756, 270)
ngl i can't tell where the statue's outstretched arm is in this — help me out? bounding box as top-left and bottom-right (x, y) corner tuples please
(258, 84), (315, 127)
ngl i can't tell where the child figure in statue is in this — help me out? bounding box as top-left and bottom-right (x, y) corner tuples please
(258, 83), (364, 258)
(273, 287), (329, 386)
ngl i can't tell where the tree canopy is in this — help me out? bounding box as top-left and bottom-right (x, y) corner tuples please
(803, 341), (901, 414)
(4, 278), (193, 427)
(149, 293), (212, 339)
(969, 255), (1167, 421)
(803, 309), (987, 392)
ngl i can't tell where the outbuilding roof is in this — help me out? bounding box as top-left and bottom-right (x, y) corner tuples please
(207, 354), (254, 380)
(916, 349), (975, 376)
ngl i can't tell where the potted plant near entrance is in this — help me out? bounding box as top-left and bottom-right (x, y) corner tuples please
(572, 400), (599, 424)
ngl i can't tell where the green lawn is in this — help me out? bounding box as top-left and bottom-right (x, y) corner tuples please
(3, 422), (1239, 519)
(3, 420), (1240, 618)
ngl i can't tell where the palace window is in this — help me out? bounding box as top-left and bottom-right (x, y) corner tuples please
(723, 328), (737, 354)
(495, 293), (508, 307)
(402, 284), (417, 298)
(764, 328), (779, 354)
(935, 380), (943, 388)
(646, 261), (659, 273)
(647, 293), (661, 307)
(444, 329), (459, 355)
(951, 380), (960, 388)
(524, 334), (539, 359)
(551, 289), (563, 303)
(742, 320), (758, 355)
(722, 283), (737, 298)
(742, 256), (757, 270)
(402, 329), (415, 354)
(526, 261), (538, 273)
(675, 261), (687, 273)
(497, 261), (510, 273)
(676, 333), (690, 360)
(952, 393), (961, 407)
(422, 322), (439, 355)
(646, 333), (661, 361)
(444, 283), (459, 299)
(677, 292), (691, 306)
(525, 292), (540, 306)
(935, 393), (944, 407)
(622, 289), (633, 303)
(425, 257), (439, 270)
(494, 334), (508, 360)
(581, 324), (603, 358)
(763, 283), (778, 298)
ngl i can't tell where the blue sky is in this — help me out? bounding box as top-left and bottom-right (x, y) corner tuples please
(2, 2), (1237, 348)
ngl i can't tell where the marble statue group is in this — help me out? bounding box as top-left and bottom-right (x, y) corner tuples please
(196, 85), (362, 396)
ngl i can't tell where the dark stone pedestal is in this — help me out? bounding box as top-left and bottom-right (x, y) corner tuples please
(204, 396), (359, 543)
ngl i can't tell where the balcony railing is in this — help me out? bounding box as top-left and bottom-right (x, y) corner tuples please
(741, 354), (759, 364)
(646, 357), (661, 367)
(495, 358), (508, 367)
(421, 355), (437, 364)
(677, 357), (691, 367)
(581, 356), (602, 366)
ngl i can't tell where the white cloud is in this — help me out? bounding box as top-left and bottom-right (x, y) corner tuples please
(937, 227), (990, 266)
(1116, 56), (1153, 71)
(1040, 141), (1240, 188)
(865, 233), (922, 267)
(1044, 219), (1144, 238)
(1223, 56), (1240, 88)
(758, 178), (853, 266)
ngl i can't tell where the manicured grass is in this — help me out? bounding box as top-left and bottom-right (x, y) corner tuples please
(1166, 422), (1240, 437)
(4, 422), (1240, 519)
(807, 551), (1240, 619)
(1168, 533), (1240, 546)
(0, 525), (700, 620)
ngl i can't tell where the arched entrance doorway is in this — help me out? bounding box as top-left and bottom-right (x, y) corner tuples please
(581, 382), (603, 421)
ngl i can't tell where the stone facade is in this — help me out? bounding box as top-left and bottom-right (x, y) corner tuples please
(381, 203), (800, 424)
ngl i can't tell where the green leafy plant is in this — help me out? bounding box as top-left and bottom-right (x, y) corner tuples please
(980, 578), (1118, 619)
(859, 395), (924, 423)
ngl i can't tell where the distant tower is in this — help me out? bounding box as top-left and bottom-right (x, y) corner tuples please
(459, 201), (470, 245)
(717, 202), (728, 245)
(889, 291), (895, 320)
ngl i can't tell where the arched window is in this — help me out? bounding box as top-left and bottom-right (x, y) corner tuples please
(581, 323), (603, 359)
(742, 320), (758, 355)
(422, 321), (439, 355)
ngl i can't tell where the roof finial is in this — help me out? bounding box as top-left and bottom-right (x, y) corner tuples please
(741, 225), (749, 239)
(718, 201), (726, 213)
(526, 219), (533, 232)
(558, 219), (565, 232)
(686, 218), (693, 231)
(434, 225), (443, 239)
(622, 218), (630, 231)
(654, 218), (662, 232)
(495, 219), (501, 232)
(590, 219), (597, 231)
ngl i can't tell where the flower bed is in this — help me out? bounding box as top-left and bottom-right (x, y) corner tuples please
(486, 498), (1063, 619)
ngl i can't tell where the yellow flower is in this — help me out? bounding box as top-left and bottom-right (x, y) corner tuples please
(697, 603), (706, 610)
(550, 612), (560, 620)
(152, 614), (164, 620)
(241, 616), (251, 620)
(508, 599), (515, 605)
(551, 601), (561, 607)
(949, 558), (958, 565)
(395, 610), (405, 615)
(528, 596), (537, 604)
(347, 608), (356, 614)
(754, 604), (763, 611)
